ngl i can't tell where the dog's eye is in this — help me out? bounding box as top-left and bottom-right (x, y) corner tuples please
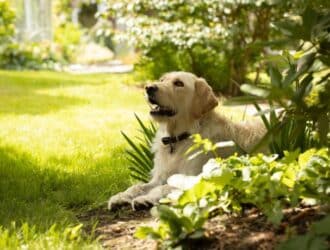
(173, 80), (184, 87)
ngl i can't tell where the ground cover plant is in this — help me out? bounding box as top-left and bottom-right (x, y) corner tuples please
(136, 141), (330, 249)
(134, 4), (330, 249)
(0, 70), (147, 249)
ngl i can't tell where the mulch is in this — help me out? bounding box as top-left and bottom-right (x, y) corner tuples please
(78, 204), (329, 250)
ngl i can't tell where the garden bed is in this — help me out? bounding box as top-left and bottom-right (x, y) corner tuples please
(79, 204), (328, 250)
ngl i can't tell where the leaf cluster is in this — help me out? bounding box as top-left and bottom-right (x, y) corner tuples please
(136, 146), (330, 248)
(121, 114), (157, 183)
(0, 0), (16, 43)
(226, 5), (330, 155)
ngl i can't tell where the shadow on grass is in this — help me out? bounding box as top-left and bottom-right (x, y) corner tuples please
(0, 145), (130, 231)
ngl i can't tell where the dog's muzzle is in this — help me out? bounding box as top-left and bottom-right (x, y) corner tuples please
(145, 84), (176, 117)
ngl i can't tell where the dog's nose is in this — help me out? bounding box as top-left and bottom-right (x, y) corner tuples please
(145, 85), (158, 95)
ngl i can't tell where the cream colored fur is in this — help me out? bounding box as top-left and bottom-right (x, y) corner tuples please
(108, 72), (266, 210)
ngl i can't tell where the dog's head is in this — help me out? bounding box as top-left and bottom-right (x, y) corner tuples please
(145, 71), (218, 123)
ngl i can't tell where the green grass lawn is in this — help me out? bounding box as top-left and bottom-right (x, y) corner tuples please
(0, 70), (248, 249)
(0, 70), (149, 249)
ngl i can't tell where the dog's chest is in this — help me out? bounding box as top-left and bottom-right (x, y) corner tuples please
(151, 137), (209, 182)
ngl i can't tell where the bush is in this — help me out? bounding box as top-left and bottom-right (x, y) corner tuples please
(0, 1), (67, 70)
(227, 4), (330, 155)
(135, 44), (230, 92)
(101, 0), (300, 94)
(0, 42), (64, 70)
(0, 0), (15, 43)
(54, 22), (82, 62)
(136, 144), (330, 248)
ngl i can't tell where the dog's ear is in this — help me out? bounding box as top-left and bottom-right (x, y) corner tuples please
(191, 78), (218, 119)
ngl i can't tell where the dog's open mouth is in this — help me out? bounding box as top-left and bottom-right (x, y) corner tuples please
(148, 97), (176, 117)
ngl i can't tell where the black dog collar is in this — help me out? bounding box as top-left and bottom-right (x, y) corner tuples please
(161, 132), (191, 153)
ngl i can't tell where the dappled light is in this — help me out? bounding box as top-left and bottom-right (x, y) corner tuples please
(0, 0), (329, 249)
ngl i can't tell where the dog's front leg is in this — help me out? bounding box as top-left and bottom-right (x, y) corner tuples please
(132, 184), (174, 210)
(108, 181), (158, 210)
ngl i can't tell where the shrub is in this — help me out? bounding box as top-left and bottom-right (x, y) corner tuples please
(135, 44), (230, 92)
(136, 145), (330, 248)
(101, 0), (302, 94)
(54, 22), (82, 62)
(0, 42), (64, 70)
(0, 0), (15, 43)
(226, 5), (330, 155)
(0, 1), (67, 70)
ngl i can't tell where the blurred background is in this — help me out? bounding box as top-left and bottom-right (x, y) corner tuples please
(0, 1), (329, 249)
(1, 0), (328, 96)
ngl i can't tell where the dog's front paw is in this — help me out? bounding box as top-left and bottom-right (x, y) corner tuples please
(131, 196), (155, 211)
(108, 193), (131, 211)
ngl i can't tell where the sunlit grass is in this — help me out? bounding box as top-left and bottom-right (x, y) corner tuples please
(0, 70), (148, 248)
(0, 70), (252, 249)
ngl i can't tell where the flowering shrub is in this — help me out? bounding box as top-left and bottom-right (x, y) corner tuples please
(0, 42), (64, 70)
(101, 0), (306, 93)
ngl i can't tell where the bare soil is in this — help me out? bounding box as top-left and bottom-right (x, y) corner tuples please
(78, 205), (328, 250)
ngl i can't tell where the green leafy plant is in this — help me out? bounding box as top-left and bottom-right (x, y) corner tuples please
(0, 0), (15, 43)
(54, 22), (82, 62)
(277, 215), (330, 250)
(0, 42), (64, 70)
(226, 5), (330, 155)
(135, 143), (330, 249)
(101, 0), (302, 94)
(121, 114), (156, 183)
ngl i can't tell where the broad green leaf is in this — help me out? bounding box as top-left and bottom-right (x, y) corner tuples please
(135, 226), (161, 240)
(298, 149), (316, 167)
(296, 52), (316, 75)
(301, 6), (318, 40)
(157, 205), (182, 237)
(269, 65), (282, 87)
(178, 179), (217, 205)
(277, 234), (311, 250)
(311, 215), (330, 235)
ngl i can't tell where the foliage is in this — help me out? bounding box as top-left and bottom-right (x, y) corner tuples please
(0, 1), (71, 69)
(136, 145), (330, 248)
(0, 223), (101, 250)
(135, 44), (230, 91)
(121, 114), (156, 183)
(0, 71), (137, 248)
(54, 22), (82, 62)
(0, 42), (64, 70)
(101, 0), (312, 93)
(54, 0), (99, 22)
(89, 18), (115, 51)
(277, 215), (330, 250)
(0, 0), (15, 43)
(226, 4), (330, 155)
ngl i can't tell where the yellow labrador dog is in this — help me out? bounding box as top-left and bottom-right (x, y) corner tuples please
(108, 71), (266, 210)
